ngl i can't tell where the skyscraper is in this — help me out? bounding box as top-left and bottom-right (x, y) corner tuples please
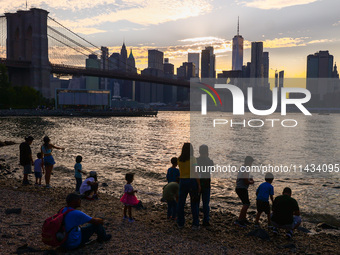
(177, 62), (196, 80)
(307, 50), (334, 78)
(127, 49), (137, 73)
(232, 17), (244, 71)
(108, 42), (134, 99)
(100, 46), (109, 90)
(188, 53), (200, 77)
(201, 46), (215, 78)
(163, 58), (176, 104)
(333, 63), (339, 78)
(148, 49), (164, 71)
(262, 51), (269, 85)
(86, 54), (100, 90)
(163, 58), (174, 76)
(250, 42), (264, 79)
(279, 71), (284, 88)
(120, 42), (127, 63)
(306, 50), (337, 103)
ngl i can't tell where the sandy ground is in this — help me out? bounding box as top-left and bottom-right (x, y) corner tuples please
(1, 173), (340, 255)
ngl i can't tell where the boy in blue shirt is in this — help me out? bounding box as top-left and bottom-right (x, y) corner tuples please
(166, 157), (179, 183)
(74, 156), (86, 193)
(254, 172), (274, 227)
(62, 193), (111, 250)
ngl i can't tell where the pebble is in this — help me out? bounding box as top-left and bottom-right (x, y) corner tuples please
(317, 223), (338, 230)
(5, 208), (22, 215)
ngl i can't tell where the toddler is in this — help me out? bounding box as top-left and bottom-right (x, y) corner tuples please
(34, 153), (44, 186)
(120, 173), (139, 222)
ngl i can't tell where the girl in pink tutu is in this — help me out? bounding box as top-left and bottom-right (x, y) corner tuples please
(120, 173), (139, 222)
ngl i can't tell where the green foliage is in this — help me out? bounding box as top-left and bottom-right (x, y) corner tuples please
(0, 64), (12, 108)
(0, 64), (10, 88)
(0, 64), (49, 109)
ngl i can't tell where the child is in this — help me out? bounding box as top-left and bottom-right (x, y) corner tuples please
(34, 153), (44, 186)
(80, 171), (99, 199)
(74, 155), (86, 193)
(120, 173), (139, 222)
(166, 157), (179, 183)
(254, 172), (274, 228)
(234, 156), (255, 227)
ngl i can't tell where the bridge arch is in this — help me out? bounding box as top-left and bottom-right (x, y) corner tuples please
(5, 8), (50, 97)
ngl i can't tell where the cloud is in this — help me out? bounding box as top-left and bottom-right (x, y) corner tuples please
(61, 0), (212, 34)
(0, 0), (118, 13)
(262, 37), (336, 48)
(308, 39), (335, 44)
(263, 37), (307, 48)
(73, 27), (107, 35)
(333, 21), (340, 26)
(242, 0), (318, 10)
(0, 0), (212, 35)
(180, 37), (225, 43)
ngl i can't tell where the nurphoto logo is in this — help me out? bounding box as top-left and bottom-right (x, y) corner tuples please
(201, 84), (311, 116)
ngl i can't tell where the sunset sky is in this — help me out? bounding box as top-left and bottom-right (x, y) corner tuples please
(1, 0), (339, 77)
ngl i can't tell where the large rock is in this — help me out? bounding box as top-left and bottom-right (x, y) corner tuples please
(317, 223), (338, 230)
(297, 226), (311, 233)
(5, 208), (22, 215)
(246, 228), (270, 240)
(4, 141), (16, 145)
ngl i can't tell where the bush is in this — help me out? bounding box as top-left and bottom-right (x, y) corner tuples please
(0, 64), (48, 109)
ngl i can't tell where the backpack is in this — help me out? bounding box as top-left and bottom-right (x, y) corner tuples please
(42, 207), (75, 247)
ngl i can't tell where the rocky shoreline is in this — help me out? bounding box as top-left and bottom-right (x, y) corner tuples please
(1, 158), (340, 254)
(0, 109), (157, 117)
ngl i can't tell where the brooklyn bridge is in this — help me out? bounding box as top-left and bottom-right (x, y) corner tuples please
(0, 8), (189, 99)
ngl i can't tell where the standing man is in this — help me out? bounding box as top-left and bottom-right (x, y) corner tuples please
(20, 136), (34, 185)
(196, 144), (214, 226)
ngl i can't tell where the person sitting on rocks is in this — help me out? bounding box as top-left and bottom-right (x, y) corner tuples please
(271, 187), (301, 239)
(79, 171), (99, 200)
(162, 180), (179, 220)
(62, 193), (111, 250)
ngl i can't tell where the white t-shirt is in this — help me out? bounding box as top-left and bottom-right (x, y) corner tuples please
(80, 177), (95, 194)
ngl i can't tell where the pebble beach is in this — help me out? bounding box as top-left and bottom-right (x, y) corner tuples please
(1, 155), (340, 255)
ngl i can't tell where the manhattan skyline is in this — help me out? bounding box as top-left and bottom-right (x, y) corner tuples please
(1, 0), (339, 78)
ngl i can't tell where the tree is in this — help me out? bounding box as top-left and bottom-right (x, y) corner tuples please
(0, 64), (12, 109)
(0, 64), (47, 109)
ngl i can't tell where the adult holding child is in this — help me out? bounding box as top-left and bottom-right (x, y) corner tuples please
(41, 136), (65, 188)
(176, 143), (201, 230)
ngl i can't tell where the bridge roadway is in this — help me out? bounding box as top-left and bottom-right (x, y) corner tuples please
(51, 64), (190, 87)
(0, 58), (190, 88)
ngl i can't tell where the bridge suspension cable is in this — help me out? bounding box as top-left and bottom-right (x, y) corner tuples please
(47, 16), (144, 74)
(47, 16), (101, 51)
(0, 16), (6, 59)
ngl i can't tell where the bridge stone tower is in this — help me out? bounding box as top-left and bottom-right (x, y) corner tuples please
(5, 8), (51, 98)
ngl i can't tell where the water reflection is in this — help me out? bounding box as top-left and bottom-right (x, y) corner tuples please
(0, 112), (339, 220)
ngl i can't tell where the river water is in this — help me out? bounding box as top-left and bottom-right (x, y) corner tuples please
(0, 112), (339, 225)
